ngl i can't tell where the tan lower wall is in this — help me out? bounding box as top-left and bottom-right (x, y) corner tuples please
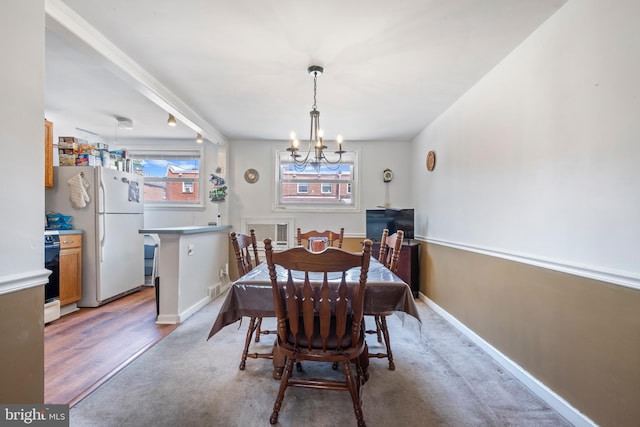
(421, 241), (640, 427)
(341, 237), (366, 252)
(0, 286), (44, 403)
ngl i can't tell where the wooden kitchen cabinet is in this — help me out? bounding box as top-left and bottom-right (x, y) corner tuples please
(45, 119), (53, 188)
(59, 234), (82, 306)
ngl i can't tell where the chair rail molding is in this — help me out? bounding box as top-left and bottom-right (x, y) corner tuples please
(0, 269), (52, 296)
(418, 235), (640, 291)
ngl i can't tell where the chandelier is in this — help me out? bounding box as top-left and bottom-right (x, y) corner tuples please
(287, 65), (345, 171)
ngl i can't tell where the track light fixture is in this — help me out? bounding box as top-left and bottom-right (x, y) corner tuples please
(167, 113), (177, 127)
(196, 133), (203, 143)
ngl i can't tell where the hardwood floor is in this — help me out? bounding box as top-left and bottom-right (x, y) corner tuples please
(44, 286), (178, 407)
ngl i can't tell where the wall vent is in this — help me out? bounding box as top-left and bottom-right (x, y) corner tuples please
(241, 217), (294, 255)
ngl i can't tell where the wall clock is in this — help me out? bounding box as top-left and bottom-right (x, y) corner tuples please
(426, 151), (436, 171)
(383, 169), (393, 183)
(244, 168), (259, 183)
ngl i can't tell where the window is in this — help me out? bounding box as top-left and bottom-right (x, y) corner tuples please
(128, 148), (203, 208)
(182, 182), (194, 193)
(275, 149), (359, 212)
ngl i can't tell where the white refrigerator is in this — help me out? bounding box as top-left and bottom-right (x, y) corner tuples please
(45, 166), (145, 307)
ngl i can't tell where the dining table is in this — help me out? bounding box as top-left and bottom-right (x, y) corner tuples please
(207, 257), (421, 378)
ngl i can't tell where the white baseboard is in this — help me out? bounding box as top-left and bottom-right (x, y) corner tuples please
(156, 314), (180, 324)
(178, 295), (211, 323)
(419, 292), (596, 427)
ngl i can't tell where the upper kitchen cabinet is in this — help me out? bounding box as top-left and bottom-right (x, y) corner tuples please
(45, 119), (53, 188)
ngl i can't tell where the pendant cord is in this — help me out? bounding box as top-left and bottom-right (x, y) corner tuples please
(312, 71), (318, 111)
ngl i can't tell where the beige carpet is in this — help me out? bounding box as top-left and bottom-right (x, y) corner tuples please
(70, 292), (572, 426)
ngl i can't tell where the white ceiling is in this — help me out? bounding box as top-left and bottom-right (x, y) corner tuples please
(44, 0), (567, 144)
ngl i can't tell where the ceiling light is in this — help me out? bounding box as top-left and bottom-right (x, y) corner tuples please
(167, 113), (177, 127)
(116, 117), (133, 130)
(287, 65), (345, 171)
(196, 133), (203, 143)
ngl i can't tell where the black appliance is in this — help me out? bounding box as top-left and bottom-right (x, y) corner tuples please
(366, 208), (415, 241)
(44, 233), (60, 303)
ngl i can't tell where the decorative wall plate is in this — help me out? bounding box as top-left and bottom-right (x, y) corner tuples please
(244, 168), (259, 183)
(426, 151), (436, 171)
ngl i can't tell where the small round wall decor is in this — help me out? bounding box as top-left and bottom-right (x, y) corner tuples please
(244, 168), (259, 183)
(426, 151), (436, 171)
(383, 169), (393, 183)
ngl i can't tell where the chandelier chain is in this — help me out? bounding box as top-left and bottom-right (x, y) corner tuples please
(312, 71), (318, 111)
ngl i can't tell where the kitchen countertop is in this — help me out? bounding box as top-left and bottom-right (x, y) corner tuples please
(138, 225), (232, 235)
(45, 229), (83, 235)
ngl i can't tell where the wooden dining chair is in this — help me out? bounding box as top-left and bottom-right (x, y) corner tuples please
(367, 229), (404, 370)
(378, 229), (403, 273)
(264, 238), (372, 427)
(297, 227), (344, 251)
(230, 230), (274, 370)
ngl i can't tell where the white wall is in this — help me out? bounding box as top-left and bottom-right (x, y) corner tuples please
(109, 138), (229, 229)
(228, 139), (413, 236)
(0, 0), (45, 278)
(412, 0), (640, 286)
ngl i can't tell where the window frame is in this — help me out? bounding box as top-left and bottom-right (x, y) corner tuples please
(297, 183), (309, 194)
(182, 182), (194, 193)
(273, 148), (360, 213)
(128, 147), (205, 210)
(321, 183), (332, 194)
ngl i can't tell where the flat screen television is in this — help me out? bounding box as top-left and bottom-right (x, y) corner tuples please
(366, 208), (414, 241)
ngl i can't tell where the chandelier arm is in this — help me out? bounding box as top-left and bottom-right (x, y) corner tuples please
(320, 151), (343, 165)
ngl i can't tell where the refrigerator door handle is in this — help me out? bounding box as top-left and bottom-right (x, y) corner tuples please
(99, 172), (106, 214)
(99, 213), (106, 262)
(99, 173), (106, 262)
